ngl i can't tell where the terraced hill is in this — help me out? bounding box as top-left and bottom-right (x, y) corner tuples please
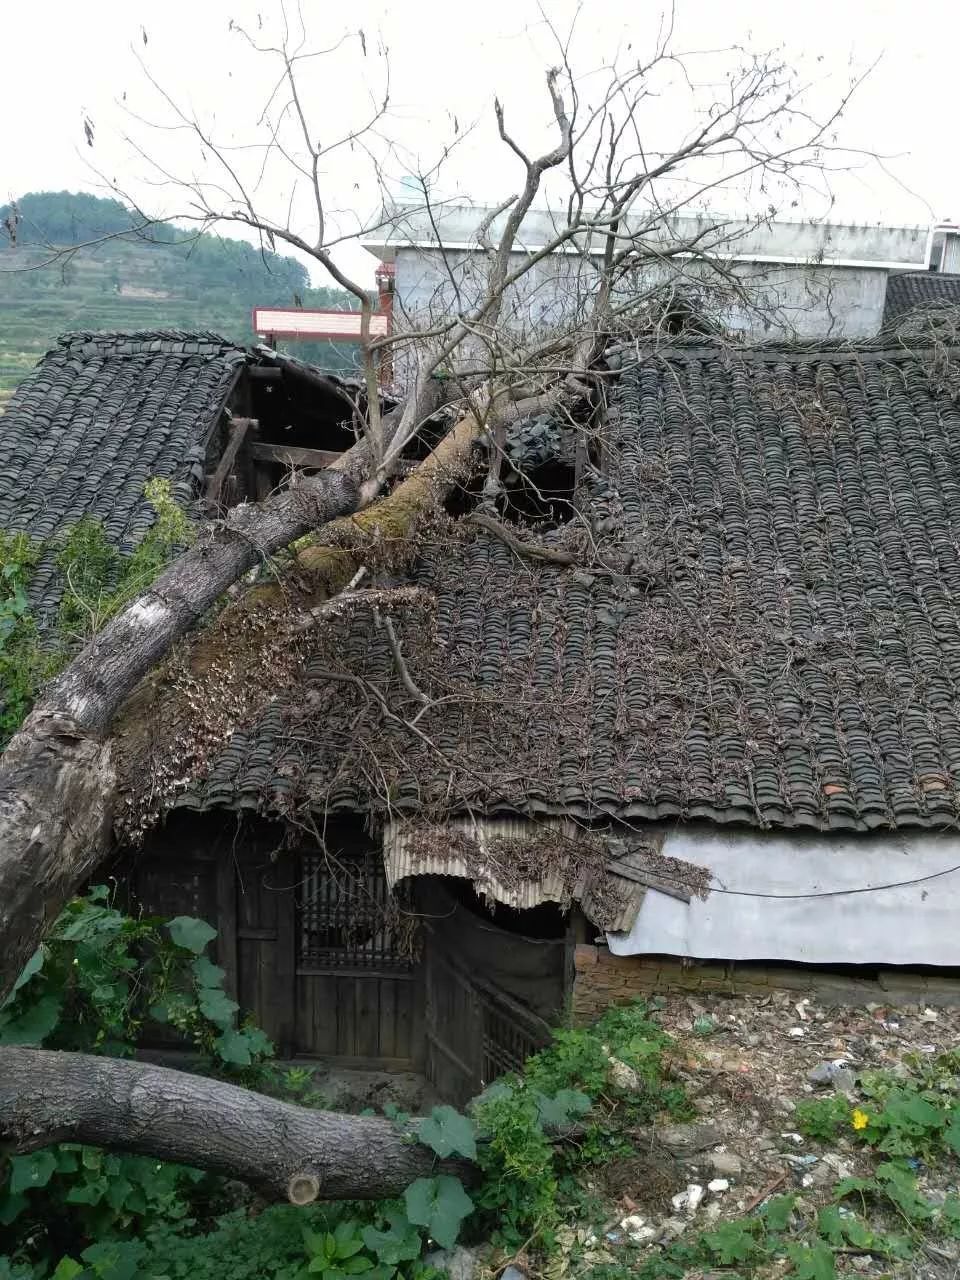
(0, 191), (356, 403)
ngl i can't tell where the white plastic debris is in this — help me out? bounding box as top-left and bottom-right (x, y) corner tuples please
(619, 1215), (655, 1245)
(671, 1183), (705, 1214)
(707, 1178), (730, 1193)
(787, 1026), (806, 1038)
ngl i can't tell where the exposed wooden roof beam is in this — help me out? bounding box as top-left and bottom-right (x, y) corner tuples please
(249, 441), (344, 470)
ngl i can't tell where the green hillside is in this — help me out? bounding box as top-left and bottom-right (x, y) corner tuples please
(0, 191), (359, 405)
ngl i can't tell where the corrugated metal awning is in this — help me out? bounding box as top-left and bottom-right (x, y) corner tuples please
(383, 818), (665, 933)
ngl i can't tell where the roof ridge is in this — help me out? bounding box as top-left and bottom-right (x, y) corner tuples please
(57, 328), (242, 345)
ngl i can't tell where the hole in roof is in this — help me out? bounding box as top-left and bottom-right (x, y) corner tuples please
(498, 458), (576, 528)
(249, 364), (360, 454)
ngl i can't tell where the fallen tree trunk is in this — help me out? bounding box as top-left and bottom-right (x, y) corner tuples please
(0, 1048), (473, 1201)
(0, 473), (359, 998)
(0, 394), (485, 999)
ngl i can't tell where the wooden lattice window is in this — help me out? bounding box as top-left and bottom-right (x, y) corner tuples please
(297, 850), (413, 972)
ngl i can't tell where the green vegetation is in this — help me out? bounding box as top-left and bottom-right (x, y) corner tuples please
(0, 478), (193, 745)
(796, 1054), (960, 1160)
(55, 477), (194, 644)
(6, 890), (960, 1280)
(0, 908), (689, 1279)
(0, 530), (53, 741)
(0, 891), (445, 1280)
(0, 191), (360, 397)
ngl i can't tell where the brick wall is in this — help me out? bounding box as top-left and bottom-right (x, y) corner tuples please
(571, 945), (960, 1021)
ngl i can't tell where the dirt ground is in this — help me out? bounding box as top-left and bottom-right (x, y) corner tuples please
(578, 989), (960, 1278)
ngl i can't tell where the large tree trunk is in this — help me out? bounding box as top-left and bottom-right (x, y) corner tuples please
(0, 473), (359, 998)
(0, 1048), (473, 1201)
(0, 400), (484, 999)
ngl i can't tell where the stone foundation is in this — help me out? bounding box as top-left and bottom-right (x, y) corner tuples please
(571, 945), (960, 1021)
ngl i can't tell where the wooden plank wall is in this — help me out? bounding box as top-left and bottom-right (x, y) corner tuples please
(128, 813), (424, 1070)
(295, 973), (422, 1069)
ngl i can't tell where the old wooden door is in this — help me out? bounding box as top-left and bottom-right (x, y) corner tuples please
(420, 883), (566, 1104)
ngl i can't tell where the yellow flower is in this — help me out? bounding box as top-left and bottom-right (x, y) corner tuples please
(851, 1108), (869, 1131)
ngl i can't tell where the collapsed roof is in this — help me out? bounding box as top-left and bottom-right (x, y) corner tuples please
(180, 333), (960, 835)
(0, 329), (368, 630)
(7, 326), (960, 837)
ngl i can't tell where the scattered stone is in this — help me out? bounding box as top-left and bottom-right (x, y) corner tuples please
(780, 1132), (805, 1144)
(708, 1149), (743, 1176)
(807, 1059), (857, 1092)
(607, 1056), (641, 1091)
(774, 1096), (796, 1114)
(808, 1162), (839, 1188)
(424, 1246), (477, 1280)
(821, 1152), (854, 1179)
(658, 1217), (687, 1242)
(656, 1122), (722, 1152)
(628, 1224), (657, 1245)
(708, 1178), (730, 1192)
(500, 1268), (529, 1280)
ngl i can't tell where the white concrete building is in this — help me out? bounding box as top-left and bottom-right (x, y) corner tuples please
(364, 203), (935, 352)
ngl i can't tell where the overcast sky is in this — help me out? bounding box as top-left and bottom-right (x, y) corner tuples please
(3, 0), (957, 286)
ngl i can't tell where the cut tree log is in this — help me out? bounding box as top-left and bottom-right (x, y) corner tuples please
(0, 1048), (474, 1201)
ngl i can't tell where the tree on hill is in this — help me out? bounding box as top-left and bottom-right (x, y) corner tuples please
(0, 191), (136, 245)
(1, 190), (314, 296)
(0, 10), (869, 1199)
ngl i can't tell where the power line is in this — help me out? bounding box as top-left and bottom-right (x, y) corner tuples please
(704, 861), (960, 900)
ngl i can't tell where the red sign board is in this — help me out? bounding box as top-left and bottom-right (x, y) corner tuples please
(252, 307), (389, 341)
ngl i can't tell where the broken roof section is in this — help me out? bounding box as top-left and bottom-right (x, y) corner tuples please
(383, 817), (712, 935)
(183, 334), (960, 834)
(0, 330), (371, 631)
(0, 330), (247, 628)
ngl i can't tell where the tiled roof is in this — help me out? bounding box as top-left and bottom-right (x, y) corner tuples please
(884, 272), (960, 326)
(181, 339), (960, 833)
(0, 330), (247, 627)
